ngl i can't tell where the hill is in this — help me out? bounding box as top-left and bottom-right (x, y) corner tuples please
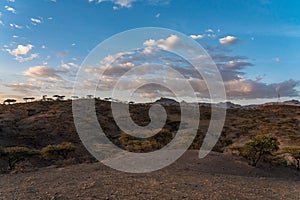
(0, 99), (300, 168)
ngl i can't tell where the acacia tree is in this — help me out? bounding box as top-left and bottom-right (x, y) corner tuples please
(23, 97), (35, 103)
(242, 135), (280, 166)
(53, 95), (65, 101)
(71, 96), (79, 100)
(0, 146), (40, 170)
(3, 99), (16, 105)
(42, 95), (47, 101)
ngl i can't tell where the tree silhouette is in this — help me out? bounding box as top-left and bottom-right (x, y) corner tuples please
(86, 95), (93, 99)
(23, 97), (35, 103)
(3, 99), (16, 105)
(53, 95), (65, 101)
(42, 95), (54, 101)
(71, 96), (79, 99)
(42, 95), (47, 101)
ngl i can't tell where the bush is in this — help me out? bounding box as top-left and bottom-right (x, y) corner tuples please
(41, 142), (76, 160)
(0, 146), (40, 170)
(282, 146), (300, 170)
(118, 129), (173, 152)
(241, 135), (279, 166)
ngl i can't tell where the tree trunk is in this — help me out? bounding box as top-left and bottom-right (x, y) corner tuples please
(7, 159), (13, 171)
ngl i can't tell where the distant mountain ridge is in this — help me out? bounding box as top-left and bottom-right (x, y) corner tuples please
(154, 97), (300, 108)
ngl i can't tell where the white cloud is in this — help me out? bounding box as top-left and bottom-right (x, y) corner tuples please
(15, 53), (39, 62)
(222, 61), (254, 69)
(4, 5), (16, 14)
(9, 23), (23, 29)
(10, 44), (33, 56)
(7, 44), (34, 61)
(143, 47), (154, 54)
(31, 18), (42, 24)
(144, 34), (182, 51)
(81, 39), (299, 100)
(219, 36), (239, 45)
(0, 20), (4, 26)
(155, 13), (160, 18)
(89, 0), (135, 8)
(190, 34), (205, 40)
(207, 34), (216, 38)
(7, 44), (37, 62)
(206, 29), (214, 33)
(275, 57), (280, 63)
(4, 83), (41, 94)
(61, 62), (80, 69)
(89, 0), (169, 9)
(225, 79), (299, 99)
(139, 92), (161, 99)
(23, 66), (63, 81)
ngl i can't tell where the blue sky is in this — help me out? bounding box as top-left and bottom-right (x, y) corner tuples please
(0, 0), (300, 104)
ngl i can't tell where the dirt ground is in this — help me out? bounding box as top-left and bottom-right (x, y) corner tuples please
(0, 151), (299, 200)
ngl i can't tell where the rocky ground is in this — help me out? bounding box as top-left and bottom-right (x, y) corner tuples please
(0, 151), (299, 200)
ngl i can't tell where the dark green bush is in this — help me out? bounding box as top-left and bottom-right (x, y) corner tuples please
(0, 146), (40, 170)
(118, 129), (173, 152)
(41, 142), (76, 160)
(241, 135), (279, 166)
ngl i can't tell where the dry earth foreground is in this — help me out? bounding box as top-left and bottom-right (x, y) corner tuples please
(0, 99), (300, 199)
(0, 151), (299, 200)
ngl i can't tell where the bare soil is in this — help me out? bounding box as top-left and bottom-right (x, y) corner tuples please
(0, 151), (299, 200)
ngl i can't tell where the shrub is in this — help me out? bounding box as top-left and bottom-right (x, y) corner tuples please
(41, 142), (75, 160)
(282, 146), (300, 170)
(118, 129), (173, 152)
(42, 142), (75, 159)
(0, 146), (40, 170)
(241, 134), (280, 166)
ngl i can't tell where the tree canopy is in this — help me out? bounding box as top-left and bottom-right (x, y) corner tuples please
(242, 134), (280, 166)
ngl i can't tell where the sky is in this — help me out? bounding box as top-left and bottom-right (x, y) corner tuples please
(0, 0), (300, 105)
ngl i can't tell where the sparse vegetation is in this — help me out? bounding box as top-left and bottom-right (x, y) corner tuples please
(41, 142), (76, 160)
(0, 99), (300, 173)
(3, 99), (16, 105)
(241, 135), (280, 166)
(282, 146), (300, 170)
(53, 95), (65, 101)
(23, 97), (35, 103)
(0, 146), (40, 170)
(118, 129), (173, 152)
